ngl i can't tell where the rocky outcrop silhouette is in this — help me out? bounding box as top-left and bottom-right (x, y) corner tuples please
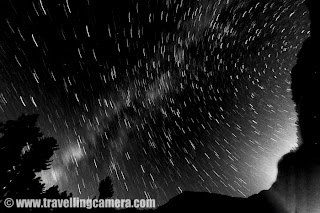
(268, 0), (320, 212)
(149, 0), (320, 212)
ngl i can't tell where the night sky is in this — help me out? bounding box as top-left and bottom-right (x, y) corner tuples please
(0, 0), (310, 206)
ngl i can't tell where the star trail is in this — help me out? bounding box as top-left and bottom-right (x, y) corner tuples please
(0, 0), (310, 206)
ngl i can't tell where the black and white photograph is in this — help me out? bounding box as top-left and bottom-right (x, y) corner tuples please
(0, 0), (318, 212)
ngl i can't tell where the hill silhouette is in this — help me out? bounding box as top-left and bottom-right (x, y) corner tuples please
(154, 190), (288, 213)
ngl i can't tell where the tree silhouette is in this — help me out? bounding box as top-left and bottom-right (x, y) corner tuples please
(98, 176), (114, 199)
(0, 114), (69, 206)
